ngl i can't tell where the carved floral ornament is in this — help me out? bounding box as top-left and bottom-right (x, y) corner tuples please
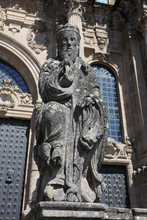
(0, 80), (32, 112)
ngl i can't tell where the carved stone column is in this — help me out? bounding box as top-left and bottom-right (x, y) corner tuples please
(68, 1), (84, 58)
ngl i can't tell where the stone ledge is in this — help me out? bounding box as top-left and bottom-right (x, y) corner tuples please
(132, 208), (147, 220)
(25, 202), (133, 220)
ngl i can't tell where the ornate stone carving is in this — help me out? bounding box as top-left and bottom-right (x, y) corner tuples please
(0, 80), (16, 112)
(27, 18), (48, 54)
(0, 7), (5, 31)
(34, 24), (107, 203)
(105, 138), (127, 160)
(97, 36), (107, 51)
(9, 23), (21, 34)
(95, 27), (108, 53)
(0, 80), (32, 112)
(104, 136), (133, 160)
(83, 25), (109, 54)
(20, 93), (32, 104)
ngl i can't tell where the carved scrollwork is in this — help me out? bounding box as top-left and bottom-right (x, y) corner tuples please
(0, 80), (32, 113)
(20, 93), (32, 104)
(0, 80), (19, 112)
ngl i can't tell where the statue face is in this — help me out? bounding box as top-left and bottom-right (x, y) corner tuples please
(58, 31), (80, 61)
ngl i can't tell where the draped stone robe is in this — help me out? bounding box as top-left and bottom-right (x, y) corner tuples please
(34, 56), (107, 202)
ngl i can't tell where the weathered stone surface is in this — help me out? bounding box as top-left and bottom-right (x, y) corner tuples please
(34, 23), (107, 204)
(132, 208), (147, 220)
(25, 202), (134, 220)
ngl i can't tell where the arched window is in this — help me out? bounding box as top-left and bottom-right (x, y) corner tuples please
(0, 60), (29, 93)
(92, 65), (122, 142)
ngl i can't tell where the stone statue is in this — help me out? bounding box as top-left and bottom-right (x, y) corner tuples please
(34, 24), (107, 203)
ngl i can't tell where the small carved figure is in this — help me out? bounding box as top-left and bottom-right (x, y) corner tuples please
(34, 24), (107, 203)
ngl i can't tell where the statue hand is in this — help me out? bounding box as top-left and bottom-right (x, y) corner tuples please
(61, 58), (72, 67)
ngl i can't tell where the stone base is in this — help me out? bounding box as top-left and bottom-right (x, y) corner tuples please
(25, 202), (133, 220)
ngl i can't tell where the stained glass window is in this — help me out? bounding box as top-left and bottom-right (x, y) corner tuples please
(92, 65), (122, 142)
(0, 60), (29, 93)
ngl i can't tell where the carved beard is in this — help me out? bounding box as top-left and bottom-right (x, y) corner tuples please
(58, 45), (79, 62)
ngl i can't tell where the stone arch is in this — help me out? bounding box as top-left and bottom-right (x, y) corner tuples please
(0, 32), (41, 103)
(89, 60), (119, 81)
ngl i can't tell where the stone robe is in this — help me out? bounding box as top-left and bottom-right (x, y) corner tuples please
(34, 56), (107, 202)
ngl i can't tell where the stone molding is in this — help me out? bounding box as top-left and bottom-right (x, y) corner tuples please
(83, 25), (109, 54)
(25, 203), (147, 220)
(83, 24), (123, 55)
(0, 6), (36, 32)
(25, 202), (133, 220)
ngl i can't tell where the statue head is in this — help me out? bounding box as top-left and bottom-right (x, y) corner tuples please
(57, 24), (81, 62)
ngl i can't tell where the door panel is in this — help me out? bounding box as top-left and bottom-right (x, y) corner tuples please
(0, 118), (30, 220)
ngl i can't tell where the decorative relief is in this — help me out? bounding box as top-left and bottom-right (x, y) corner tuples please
(105, 138), (127, 160)
(83, 25), (109, 54)
(27, 18), (48, 54)
(95, 27), (108, 53)
(9, 23), (21, 34)
(20, 93), (32, 104)
(104, 137), (133, 160)
(0, 7), (6, 31)
(0, 80), (32, 113)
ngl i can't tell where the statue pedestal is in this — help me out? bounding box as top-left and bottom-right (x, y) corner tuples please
(25, 202), (133, 220)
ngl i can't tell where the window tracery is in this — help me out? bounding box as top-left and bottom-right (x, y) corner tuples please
(92, 65), (122, 142)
